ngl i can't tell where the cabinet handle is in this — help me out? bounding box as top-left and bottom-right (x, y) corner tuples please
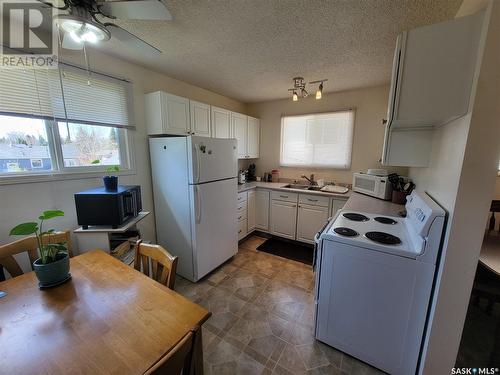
(238, 230), (242, 234)
(307, 198), (318, 202)
(238, 216), (242, 220)
(381, 119), (387, 125)
(279, 195), (288, 198)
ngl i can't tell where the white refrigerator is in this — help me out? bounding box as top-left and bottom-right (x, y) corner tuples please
(149, 136), (238, 282)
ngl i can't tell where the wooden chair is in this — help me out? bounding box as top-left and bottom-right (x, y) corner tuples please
(0, 231), (73, 279)
(144, 327), (197, 375)
(134, 240), (178, 289)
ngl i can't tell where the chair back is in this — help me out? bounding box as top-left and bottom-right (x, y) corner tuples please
(0, 230), (73, 278)
(144, 328), (195, 375)
(134, 240), (178, 289)
(489, 200), (500, 233)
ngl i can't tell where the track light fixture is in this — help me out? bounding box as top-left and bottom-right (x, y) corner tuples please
(288, 77), (327, 101)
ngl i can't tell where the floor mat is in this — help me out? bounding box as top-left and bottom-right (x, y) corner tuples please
(256, 237), (313, 265)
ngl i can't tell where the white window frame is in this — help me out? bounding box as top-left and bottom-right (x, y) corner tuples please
(0, 115), (135, 185)
(279, 109), (355, 169)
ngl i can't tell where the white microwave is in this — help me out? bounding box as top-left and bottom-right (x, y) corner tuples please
(352, 172), (393, 200)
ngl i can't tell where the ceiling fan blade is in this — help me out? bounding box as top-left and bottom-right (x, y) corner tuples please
(105, 23), (161, 55)
(99, 0), (172, 21)
(62, 32), (83, 50)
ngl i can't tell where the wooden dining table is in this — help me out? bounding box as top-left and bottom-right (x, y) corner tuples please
(0, 250), (211, 375)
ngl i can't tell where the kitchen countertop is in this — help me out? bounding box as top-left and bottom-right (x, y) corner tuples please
(237, 181), (351, 199)
(343, 192), (405, 217)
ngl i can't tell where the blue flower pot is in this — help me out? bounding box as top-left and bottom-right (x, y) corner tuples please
(103, 176), (118, 191)
(33, 253), (70, 288)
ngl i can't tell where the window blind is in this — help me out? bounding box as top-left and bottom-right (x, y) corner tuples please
(280, 110), (355, 169)
(0, 62), (134, 129)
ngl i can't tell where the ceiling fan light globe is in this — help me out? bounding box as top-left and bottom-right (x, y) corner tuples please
(69, 31), (82, 43)
(82, 31), (98, 43)
(316, 90), (322, 99)
(292, 92), (298, 101)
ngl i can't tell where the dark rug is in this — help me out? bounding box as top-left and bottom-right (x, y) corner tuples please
(257, 238), (313, 265)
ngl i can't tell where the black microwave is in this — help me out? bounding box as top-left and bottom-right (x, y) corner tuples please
(74, 185), (142, 229)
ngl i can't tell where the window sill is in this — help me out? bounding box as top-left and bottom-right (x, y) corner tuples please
(0, 169), (136, 186)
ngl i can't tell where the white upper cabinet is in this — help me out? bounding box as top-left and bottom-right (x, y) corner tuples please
(247, 116), (260, 158)
(232, 112), (248, 158)
(211, 106), (232, 139)
(145, 91), (190, 136)
(231, 112), (260, 159)
(382, 11), (486, 167)
(190, 100), (211, 137)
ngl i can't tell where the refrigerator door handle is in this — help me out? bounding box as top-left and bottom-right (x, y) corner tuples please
(194, 144), (201, 183)
(195, 185), (202, 223)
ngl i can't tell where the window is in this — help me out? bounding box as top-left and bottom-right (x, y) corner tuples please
(280, 110), (355, 168)
(0, 63), (134, 178)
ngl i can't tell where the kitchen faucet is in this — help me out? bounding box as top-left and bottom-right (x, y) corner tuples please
(301, 174), (316, 186)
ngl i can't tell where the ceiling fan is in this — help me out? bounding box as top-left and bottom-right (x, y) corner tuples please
(39, 0), (172, 55)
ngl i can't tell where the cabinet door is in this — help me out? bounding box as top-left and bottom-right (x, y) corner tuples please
(232, 112), (248, 159)
(330, 198), (347, 218)
(255, 189), (270, 231)
(270, 200), (297, 240)
(145, 91), (164, 135)
(190, 100), (211, 137)
(247, 116), (260, 158)
(165, 93), (190, 135)
(247, 190), (256, 233)
(297, 204), (329, 244)
(211, 107), (232, 139)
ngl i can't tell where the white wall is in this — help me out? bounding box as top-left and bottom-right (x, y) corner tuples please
(411, 2), (500, 373)
(0, 47), (246, 272)
(246, 85), (408, 184)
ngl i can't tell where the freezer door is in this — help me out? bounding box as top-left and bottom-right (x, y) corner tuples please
(188, 136), (238, 184)
(190, 178), (238, 280)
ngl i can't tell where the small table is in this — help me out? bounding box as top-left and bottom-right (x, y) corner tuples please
(479, 232), (500, 276)
(74, 211), (150, 257)
(0, 250), (210, 374)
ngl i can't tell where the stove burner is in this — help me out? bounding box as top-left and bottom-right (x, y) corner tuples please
(343, 213), (369, 222)
(334, 227), (359, 237)
(374, 217), (398, 225)
(365, 231), (401, 245)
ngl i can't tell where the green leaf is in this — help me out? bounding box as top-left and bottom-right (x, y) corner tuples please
(91, 160), (100, 164)
(105, 165), (120, 173)
(10, 222), (38, 236)
(40, 210), (65, 220)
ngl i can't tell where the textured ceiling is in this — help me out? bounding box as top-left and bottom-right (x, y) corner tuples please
(89, 0), (462, 103)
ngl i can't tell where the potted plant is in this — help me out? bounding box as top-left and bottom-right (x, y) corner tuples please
(9, 210), (70, 288)
(91, 160), (120, 191)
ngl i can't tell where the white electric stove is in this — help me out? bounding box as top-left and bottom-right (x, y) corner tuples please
(314, 191), (445, 375)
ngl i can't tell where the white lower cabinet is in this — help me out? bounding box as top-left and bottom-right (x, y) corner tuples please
(247, 190), (256, 232)
(297, 204), (329, 244)
(331, 198), (348, 218)
(270, 200), (298, 240)
(238, 219), (248, 240)
(255, 189), (270, 231)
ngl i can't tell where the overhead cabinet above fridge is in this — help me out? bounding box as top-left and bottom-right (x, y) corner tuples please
(382, 10), (488, 167)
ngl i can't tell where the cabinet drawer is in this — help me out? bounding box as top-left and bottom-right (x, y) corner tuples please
(237, 200), (247, 212)
(299, 194), (330, 208)
(237, 191), (248, 203)
(238, 219), (247, 240)
(271, 190), (298, 203)
(237, 210), (247, 222)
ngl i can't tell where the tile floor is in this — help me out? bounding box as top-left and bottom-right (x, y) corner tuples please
(175, 235), (384, 375)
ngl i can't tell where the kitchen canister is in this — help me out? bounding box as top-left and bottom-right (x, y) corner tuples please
(271, 169), (280, 183)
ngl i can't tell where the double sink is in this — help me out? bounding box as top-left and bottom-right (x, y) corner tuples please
(283, 184), (323, 191)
